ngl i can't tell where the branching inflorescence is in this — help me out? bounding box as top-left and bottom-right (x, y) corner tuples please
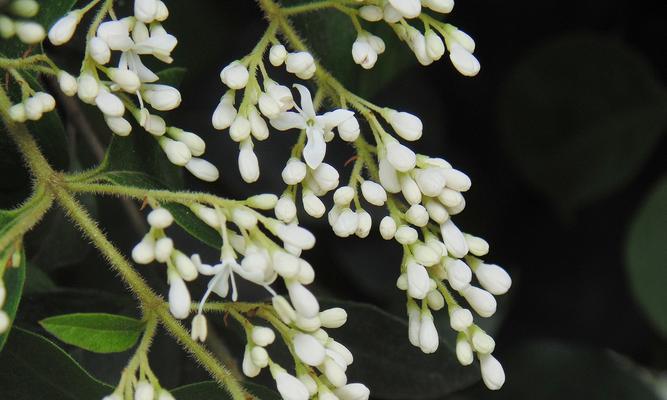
(0, 0), (509, 399)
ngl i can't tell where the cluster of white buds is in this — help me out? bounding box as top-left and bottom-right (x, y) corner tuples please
(351, 0), (480, 76)
(46, 0), (217, 181)
(102, 379), (176, 400)
(0, 0), (45, 44)
(214, 46), (355, 184)
(8, 91), (55, 122)
(0, 249), (21, 334)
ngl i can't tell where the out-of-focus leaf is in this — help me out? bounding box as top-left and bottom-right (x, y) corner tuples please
(625, 177), (667, 337)
(321, 300), (479, 399)
(157, 67), (187, 87)
(499, 33), (667, 212)
(172, 381), (281, 400)
(0, 327), (113, 399)
(0, 247), (26, 351)
(40, 313), (145, 353)
(449, 341), (662, 400)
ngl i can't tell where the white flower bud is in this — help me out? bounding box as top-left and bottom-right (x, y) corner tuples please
(294, 333), (326, 366)
(474, 263), (512, 295)
(48, 11), (82, 45)
(295, 314), (321, 332)
(166, 128), (204, 156)
(448, 43), (480, 77)
(385, 139), (416, 172)
(287, 281), (319, 318)
(134, 0), (158, 23)
(303, 191), (325, 218)
(407, 302), (421, 347)
(238, 140), (259, 183)
(159, 137), (191, 166)
(77, 72), (99, 103)
(407, 262), (430, 299)
(220, 61), (249, 90)
(332, 186), (354, 206)
(424, 0), (454, 13)
(168, 270), (191, 319)
(250, 346), (269, 368)
(472, 328), (495, 354)
(9, 0), (39, 17)
(297, 259), (315, 285)
(456, 333), (474, 366)
(395, 225), (418, 245)
(298, 374), (318, 397)
(282, 158), (307, 185)
(465, 234), (489, 256)
(387, 110), (423, 141)
(15, 21), (45, 44)
(273, 295), (297, 324)
(312, 163), (340, 192)
(396, 273), (408, 290)
(356, 210), (372, 238)
(58, 71), (78, 96)
(335, 384), (370, 400)
(191, 313), (207, 342)
(36, 92), (56, 112)
(320, 308), (347, 329)
(266, 81), (294, 111)
(24, 97), (43, 121)
(332, 208), (359, 238)
(388, 0), (421, 18)
(424, 198), (449, 224)
(400, 174), (422, 205)
(275, 223), (315, 250)
(248, 107), (269, 141)
(405, 204), (429, 227)
(338, 115), (360, 141)
(191, 204), (220, 228)
(243, 345), (261, 377)
(134, 380), (154, 400)
(438, 188), (463, 208)
(443, 168), (472, 192)
(229, 115), (251, 142)
(258, 92), (281, 119)
(479, 354), (505, 390)
(186, 158), (219, 182)
(103, 115), (131, 136)
(269, 44), (288, 66)
(173, 251), (198, 281)
(383, 3), (402, 23)
(275, 195), (297, 223)
(426, 289), (445, 310)
(251, 326), (275, 346)
(449, 306), (473, 331)
(143, 84), (181, 111)
(359, 5), (383, 21)
(379, 216), (397, 240)
(440, 219), (469, 258)
(414, 167), (447, 197)
(95, 88), (124, 117)
(323, 357), (348, 387)
(352, 39), (378, 69)
(247, 193), (278, 209)
(212, 95), (237, 130)
(444, 258), (472, 291)
(447, 26), (476, 52)
(425, 30), (446, 60)
(154, 237), (174, 263)
(411, 243), (440, 266)
(407, 27), (433, 66)
(378, 157), (401, 193)
(419, 312), (439, 353)
(132, 234), (155, 264)
(274, 369), (310, 400)
(285, 52), (315, 75)
(271, 251), (299, 279)
(461, 285), (496, 317)
(360, 180), (387, 206)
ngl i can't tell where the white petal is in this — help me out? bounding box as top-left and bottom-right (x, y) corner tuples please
(270, 112), (306, 131)
(318, 109), (355, 132)
(303, 127), (326, 169)
(293, 84), (315, 119)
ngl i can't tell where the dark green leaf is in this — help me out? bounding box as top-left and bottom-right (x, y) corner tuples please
(321, 300), (479, 399)
(40, 313), (145, 353)
(172, 381), (281, 400)
(0, 327), (113, 399)
(0, 247), (26, 351)
(625, 176), (667, 337)
(450, 341), (662, 400)
(157, 67), (187, 88)
(499, 33), (667, 212)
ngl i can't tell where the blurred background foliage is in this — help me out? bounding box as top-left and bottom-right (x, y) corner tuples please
(0, 0), (665, 399)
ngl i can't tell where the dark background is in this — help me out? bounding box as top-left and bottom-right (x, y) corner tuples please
(3, 0), (666, 399)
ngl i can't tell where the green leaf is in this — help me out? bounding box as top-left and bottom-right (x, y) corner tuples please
(625, 176), (667, 337)
(321, 300), (479, 399)
(0, 327), (113, 399)
(157, 67), (187, 88)
(499, 33), (667, 212)
(172, 381), (281, 400)
(40, 313), (145, 353)
(0, 247), (26, 351)
(451, 341), (662, 400)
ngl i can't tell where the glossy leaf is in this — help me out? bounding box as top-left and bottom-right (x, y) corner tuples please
(0, 327), (113, 399)
(499, 33), (667, 212)
(625, 177), (667, 337)
(0, 247), (26, 351)
(172, 381), (281, 400)
(321, 300), (479, 399)
(40, 313), (145, 353)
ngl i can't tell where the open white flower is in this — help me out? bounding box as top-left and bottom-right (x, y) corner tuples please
(270, 84), (353, 169)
